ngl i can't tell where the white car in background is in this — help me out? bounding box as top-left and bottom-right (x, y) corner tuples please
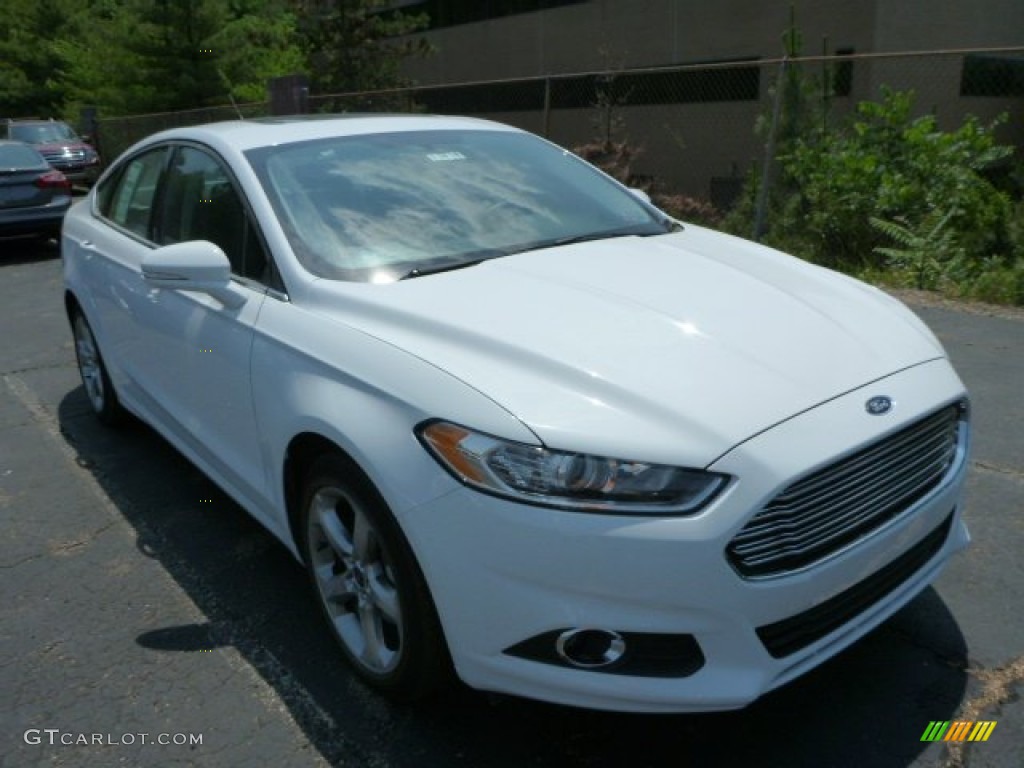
(61, 115), (970, 712)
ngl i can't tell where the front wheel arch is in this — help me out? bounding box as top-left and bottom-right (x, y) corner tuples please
(296, 451), (453, 700)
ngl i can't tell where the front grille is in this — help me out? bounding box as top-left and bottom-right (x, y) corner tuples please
(41, 149), (85, 162)
(756, 512), (953, 658)
(727, 402), (964, 579)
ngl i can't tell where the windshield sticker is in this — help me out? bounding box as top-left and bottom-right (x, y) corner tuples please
(426, 152), (467, 163)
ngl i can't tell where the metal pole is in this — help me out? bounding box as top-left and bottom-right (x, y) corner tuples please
(753, 58), (787, 241)
(542, 77), (552, 138)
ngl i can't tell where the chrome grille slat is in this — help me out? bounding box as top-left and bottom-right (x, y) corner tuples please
(727, 403), (963, 578)
(734, 416), (957, 537)
(732, 464), (949, 564)
(729, 454), (950, 561)
(734, 437), (956, 541)
(766, 416), (953, 506)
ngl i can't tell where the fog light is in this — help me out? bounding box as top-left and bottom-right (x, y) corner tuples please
(555, 628), (626, 668)
(505, 628), (705, 677)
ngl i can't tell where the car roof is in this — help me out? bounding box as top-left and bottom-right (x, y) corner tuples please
(0, 138), (44, 149)
(143, 113), (521, 153)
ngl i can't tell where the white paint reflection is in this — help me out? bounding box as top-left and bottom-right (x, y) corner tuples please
(674, 321), (705, 338)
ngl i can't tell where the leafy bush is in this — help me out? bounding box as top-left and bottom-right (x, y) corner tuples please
(573, 139), (639, 186)
(868, 210), (965, 290)
(965, 262), (1024, 305)
(653, 194), (722, 228)
(573, 139), (722, 228)
(779, 88), (1014, 272)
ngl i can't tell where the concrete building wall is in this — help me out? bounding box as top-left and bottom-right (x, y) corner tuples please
(406, 0), (1024, 84)
(408, 0), (884, 85)
(398, 1), (1023, 203)
(872, 0), (1024, 52)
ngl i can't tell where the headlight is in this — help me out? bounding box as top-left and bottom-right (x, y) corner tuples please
(418, 421), (728, 515)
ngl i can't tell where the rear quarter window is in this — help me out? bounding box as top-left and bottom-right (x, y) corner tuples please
(97, 147), (169, 239)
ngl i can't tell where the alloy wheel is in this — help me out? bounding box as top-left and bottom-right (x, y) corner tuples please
(306, 485), (404, 675)
(73, 313), (106, 413)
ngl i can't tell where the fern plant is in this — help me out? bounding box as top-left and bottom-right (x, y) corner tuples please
(870, 209), (965, 290)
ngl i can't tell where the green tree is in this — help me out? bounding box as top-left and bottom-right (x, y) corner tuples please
(9, 0), (432, 119)
(0, 0), (71, 116)
(128, 0), (231, 111)
(54, 0), (155, 117)
(55, 0), (305, 115)
(212, 1), (305, 104)
(292, 0), (431, 103)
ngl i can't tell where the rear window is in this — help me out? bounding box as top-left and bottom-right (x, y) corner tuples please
(0, 143), (46, 169)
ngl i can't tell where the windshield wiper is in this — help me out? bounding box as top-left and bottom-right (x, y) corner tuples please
(398, 249), (507, 280)
(509, 220), (678, 256)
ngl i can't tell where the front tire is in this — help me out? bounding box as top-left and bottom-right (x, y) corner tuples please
(299, 454), (450, 700)
(71, 308), (125, 426)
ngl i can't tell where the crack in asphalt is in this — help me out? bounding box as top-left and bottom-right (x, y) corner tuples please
(881, 623), (969, 671)
(0, 552), (46, 570)
(941, 654), (1024, 768)
(48, 519), (118, 555)
(970, 459), (1024, 481)
(0, 360), (76, 377)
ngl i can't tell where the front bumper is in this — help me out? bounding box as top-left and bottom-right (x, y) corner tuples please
(44, 158), (100, 185)
(401, 359), (970, 712)
(54, 164), (100, 186)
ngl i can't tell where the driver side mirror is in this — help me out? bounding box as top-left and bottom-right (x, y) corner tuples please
(142, 241), (244, 309)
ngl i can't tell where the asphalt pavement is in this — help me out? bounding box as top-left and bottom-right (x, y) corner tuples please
(1, 237), (1021, 768)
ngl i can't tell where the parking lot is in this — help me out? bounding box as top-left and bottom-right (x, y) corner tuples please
(1, 237), (1021, 768)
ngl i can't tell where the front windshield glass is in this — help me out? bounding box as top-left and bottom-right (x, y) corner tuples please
(10, 123), (78, 144)
(246, 129), (667, 282)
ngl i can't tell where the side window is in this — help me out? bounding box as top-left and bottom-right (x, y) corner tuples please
(156, 146), (270, 283)
(99, 147), (168, 239)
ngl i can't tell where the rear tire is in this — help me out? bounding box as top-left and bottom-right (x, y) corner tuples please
(298, 454), (451, 700)
(71, 308), (125, 426)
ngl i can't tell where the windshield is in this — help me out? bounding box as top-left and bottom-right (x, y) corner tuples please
(10, 123), (78, 144)
(246, 129), (668, 282)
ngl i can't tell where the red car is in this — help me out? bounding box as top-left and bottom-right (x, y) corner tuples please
(3, 120), (101, 186)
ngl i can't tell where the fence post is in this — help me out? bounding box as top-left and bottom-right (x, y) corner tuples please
(268, 74), (310, 115)
(79, 105), (100, 159)
(542, 77), (552, 138)
(753, 58), (788, 241)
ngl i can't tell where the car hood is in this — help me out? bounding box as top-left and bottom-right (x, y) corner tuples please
(306, 227), (945, 467)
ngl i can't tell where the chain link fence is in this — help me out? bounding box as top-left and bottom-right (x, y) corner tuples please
(94, 101), (269, 166)
(97, 47), (1023, 219)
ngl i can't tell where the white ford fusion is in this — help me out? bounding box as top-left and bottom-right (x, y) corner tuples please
(62, 115), (970, 712)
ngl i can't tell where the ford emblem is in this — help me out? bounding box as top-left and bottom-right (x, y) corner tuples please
(865, 396), (893, 415)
